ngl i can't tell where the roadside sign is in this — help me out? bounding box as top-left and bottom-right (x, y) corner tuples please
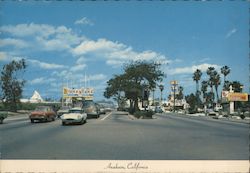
(228, 93), (248, 102)
(170, 80), (178, 85)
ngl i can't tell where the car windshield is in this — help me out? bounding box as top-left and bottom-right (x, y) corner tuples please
(69, 109), (82, 113)
(35, 106), (49, 111)
(82, 100), (94, 107)
(60, 106), (70, 110)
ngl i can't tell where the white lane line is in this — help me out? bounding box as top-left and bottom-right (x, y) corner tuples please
(101, 112), (112, 121)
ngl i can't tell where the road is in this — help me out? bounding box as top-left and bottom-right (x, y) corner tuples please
(0, 111), (249, 160)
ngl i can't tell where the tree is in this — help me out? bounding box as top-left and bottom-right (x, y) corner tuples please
(176, 86), (184, 100)
(213, 73), (221, 103)
(221, 66), (230, 87)
(159, 84), (164, 105)
(0, 59), (27, 112)
(223, 80), (231, 90)
(104, 74), (127, 109)
(201, 81), (208, 103)
(192, 69), (202, 96)
(206, 67), (216, 104)
(230, 81), (243, 93)
(185, 93), (199, 113)
(104, 61), (164, 113)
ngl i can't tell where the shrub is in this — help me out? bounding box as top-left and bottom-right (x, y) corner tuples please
(133, 110), (154, 119)
(240, 114), (245, 120)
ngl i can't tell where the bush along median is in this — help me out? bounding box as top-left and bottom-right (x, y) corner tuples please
(133, 110), (154, 119)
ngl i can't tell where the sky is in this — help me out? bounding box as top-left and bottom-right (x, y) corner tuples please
(0, 1), (249, 101)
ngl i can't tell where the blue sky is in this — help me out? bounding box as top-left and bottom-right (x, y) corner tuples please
(0, 1), (249, 101)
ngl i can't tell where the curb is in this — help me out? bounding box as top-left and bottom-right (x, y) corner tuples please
(165, 112), (250, 124)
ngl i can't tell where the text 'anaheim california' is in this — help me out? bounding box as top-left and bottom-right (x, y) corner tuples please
(106, 162), (149, 171)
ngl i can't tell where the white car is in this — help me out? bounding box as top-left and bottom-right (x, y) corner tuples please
(61, 107), (87, 125)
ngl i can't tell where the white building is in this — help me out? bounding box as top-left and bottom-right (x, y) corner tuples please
(30, 90), (43, 103)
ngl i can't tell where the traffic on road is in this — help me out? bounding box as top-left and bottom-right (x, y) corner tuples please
(1, 109), (249, 160)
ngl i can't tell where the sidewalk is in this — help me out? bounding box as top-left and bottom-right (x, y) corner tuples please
(0, 110), (30, 121)
(165, 112), (250, 124)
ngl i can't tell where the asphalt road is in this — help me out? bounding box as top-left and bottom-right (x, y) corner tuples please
(0, 111), (249, 160)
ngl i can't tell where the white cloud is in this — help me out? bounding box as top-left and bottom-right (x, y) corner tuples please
(87, 74), (107, 81)
(226, 28), (237, 38)
(168, 63), (221, 75)
(29, 77), (56, 85)
(76, 57), (87, 64)
(0, 52), (8, 61)
(199, 58), (211, 63)
(0, 23), (86, 52)
(0, 38), (29, 48)
(74, 17), (94, 26)
(0, 23), (55, 37)
(70, 64), (86, 72)
(73, 38), (169, 67)
(28, 59), (67, 70)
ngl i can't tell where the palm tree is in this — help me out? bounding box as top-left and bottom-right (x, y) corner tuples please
(192, 69), (202, 96)
(213, 73), (221, 103)
(206, 67), (216, 92)
(201, 81), (208, 103)
(206, 67), (217, 106)
(221, 66), (230, 86)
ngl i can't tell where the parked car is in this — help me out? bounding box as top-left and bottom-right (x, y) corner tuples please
(57, 106), (71, 118)
(206, 109), (217, 116)
(99, 104), (106, 114)
(61, 107), (87, 125)
(82, 100), (100, 118)
(0, 112), (8, 124)
(155, 106), (163, 113)
(29, 106), (57, 123)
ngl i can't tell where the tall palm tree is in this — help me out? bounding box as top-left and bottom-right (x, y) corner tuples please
(221, 65), (230, 86)
(206, 67), (215, 92)
(206, 67), (217, 105)
(201, 81), (208, 103)
(192, 69), (202, 96)
(213, 73), (221, 103)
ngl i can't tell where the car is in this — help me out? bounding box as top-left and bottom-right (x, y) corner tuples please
(29, 106), (57, 123)
(57, 106), (71, 118)
(155, 106), (163, 113)
(99, 104), (106, 114)
(0, 112), (8, 124)
(206, 109), (217, 116)
(61, 107), (87, 125)
(82, 100), (100, 118)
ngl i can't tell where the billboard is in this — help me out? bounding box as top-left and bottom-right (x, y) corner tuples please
(227, 93), (248, 102)
(63, 87), (94, 97)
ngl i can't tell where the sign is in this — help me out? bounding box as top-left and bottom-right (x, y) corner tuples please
(170, 80), (178, 85)
(228, 93), (248, 102)
(221, 91), (229, 98)
(63, 87), (94, 96)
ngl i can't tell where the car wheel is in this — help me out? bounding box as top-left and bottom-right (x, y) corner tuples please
(0, 118), (4, 124)
(62, 122), (66, 126)
(30, 119), (34, 123)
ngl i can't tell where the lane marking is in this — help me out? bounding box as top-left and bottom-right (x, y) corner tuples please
(100, 112), (112, 121)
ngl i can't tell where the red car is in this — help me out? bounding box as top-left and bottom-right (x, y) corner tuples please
(30, 106), (57, 123)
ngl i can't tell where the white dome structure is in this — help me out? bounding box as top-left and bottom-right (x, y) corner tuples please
(30, 90), (43, 103)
